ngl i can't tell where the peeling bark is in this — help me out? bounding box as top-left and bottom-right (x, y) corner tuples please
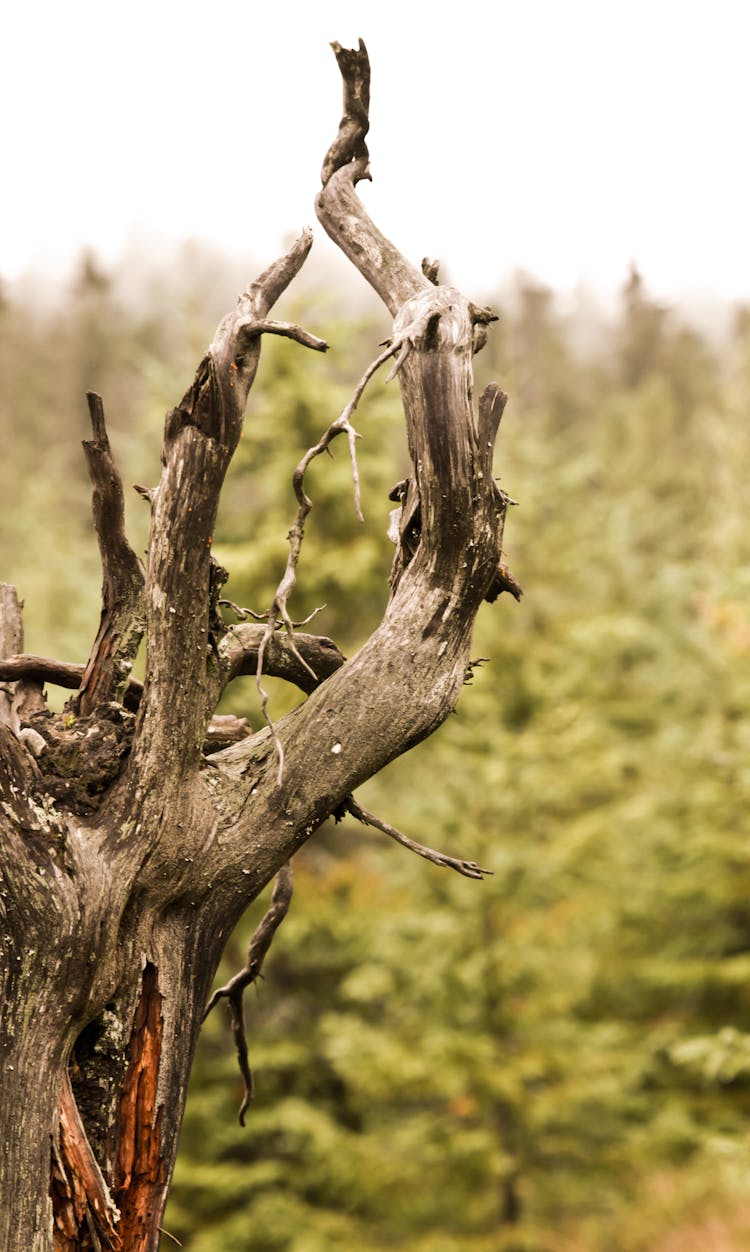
(52, 1072), (120, 1250)
(0, 42), (518, 1250)
(113, 966), (164, 1249)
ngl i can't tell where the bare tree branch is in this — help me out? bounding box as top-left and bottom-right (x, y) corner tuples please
(252, 340), (402, 778)
(477, 383), (508, 472)
(0, 654), (135, 700)
(0, 584), (45, 730)
(203, 714), (251, 753)
(0, 641), (341, 757)
(235, 319), (328, 354)
(0, 628), (345, 720)
(316, 40), (428, 315)
(219, 602), (326, 628)
(203, 862), (294, 1124)
(219, 624), (345, 697)
(343, 797), (493, 880)
(320, 39), (370, 184)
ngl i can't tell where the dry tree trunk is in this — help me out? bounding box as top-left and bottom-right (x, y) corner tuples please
(0, 41), (518, 1251)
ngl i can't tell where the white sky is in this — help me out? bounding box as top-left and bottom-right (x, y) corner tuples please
(2, 0), (749, 303)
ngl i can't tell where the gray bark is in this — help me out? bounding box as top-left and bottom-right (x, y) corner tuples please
(0, 40), (515, 1251)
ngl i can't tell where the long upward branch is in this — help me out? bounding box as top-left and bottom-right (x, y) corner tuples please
(132, 234), (325, 791)
(210, 42), (513, 884)
(316, 40), (429, 316)
(75, 392), (146, 716)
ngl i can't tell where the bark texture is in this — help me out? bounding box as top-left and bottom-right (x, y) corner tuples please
(0, 40), (516, 1251)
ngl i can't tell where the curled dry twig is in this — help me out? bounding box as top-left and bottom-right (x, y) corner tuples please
(256, 289), (470, 781)
(203, 862), (294, 1124)
(219, 601), (327, 628)
(256, 337), (405, 781)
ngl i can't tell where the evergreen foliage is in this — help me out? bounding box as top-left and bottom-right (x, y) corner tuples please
(2, 252), (748, 1248)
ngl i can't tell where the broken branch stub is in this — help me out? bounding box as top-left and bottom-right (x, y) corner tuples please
(75, 392), (146, 716)
(0, 584), (45, 730)
(132, 231), (325, 787)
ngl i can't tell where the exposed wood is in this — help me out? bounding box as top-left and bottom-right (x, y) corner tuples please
(344, 797), (493, 880)
(52, 1072), (120, 1250)
(114, 966), (165, 1250)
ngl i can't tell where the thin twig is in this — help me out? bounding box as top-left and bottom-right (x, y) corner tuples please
(344, 797), (492, 880)
(219, 625), (345, 699)
(385, 337), (413, 381)
(157, 1226), (183, 1247)
(256, 340), (401, 781)
(256, 294), (460, 774)
(203, 863), (294, 1124)
(289, 605), (327, 628)
(218, 598), (252, 620)
(218, 602), (326, 628)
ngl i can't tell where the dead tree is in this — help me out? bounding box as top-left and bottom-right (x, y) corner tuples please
(0, 42), (518, 1251)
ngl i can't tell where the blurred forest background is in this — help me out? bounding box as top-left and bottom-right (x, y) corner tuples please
(1, 244), (749, 1251)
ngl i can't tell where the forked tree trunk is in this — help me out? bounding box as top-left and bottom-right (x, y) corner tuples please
(0, 42), (517, 1250)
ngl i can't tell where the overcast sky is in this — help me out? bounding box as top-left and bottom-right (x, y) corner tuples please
(3, 0), (748, 303)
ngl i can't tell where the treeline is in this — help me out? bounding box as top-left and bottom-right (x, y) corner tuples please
(1, 250), (749, 1249)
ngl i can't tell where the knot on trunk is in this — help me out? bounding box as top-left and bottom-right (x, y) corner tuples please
(28, 704), (135, 815)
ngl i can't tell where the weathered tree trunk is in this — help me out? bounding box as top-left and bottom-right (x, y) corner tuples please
(0, 42), (517, 1250)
